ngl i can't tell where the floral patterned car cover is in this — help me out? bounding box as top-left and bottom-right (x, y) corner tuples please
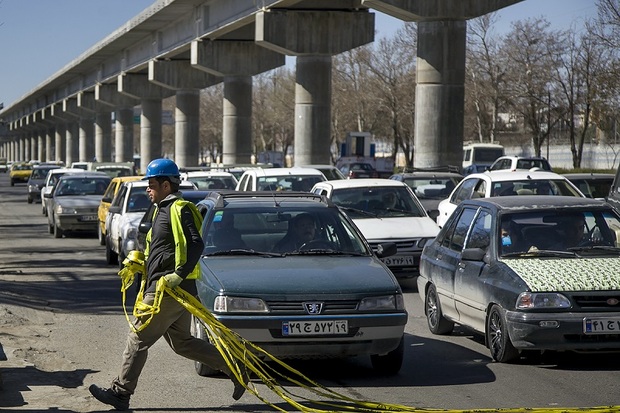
(503, 257), (620, 292)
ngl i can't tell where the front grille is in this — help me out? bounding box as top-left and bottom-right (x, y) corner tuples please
(267, 300), (359, 314)
(572, 293), (620, 310)
(369, 239), (420, 251)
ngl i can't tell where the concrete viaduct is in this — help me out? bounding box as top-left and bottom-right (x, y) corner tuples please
(0, 0), (522, 172)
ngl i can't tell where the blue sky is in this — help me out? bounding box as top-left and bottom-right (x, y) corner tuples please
(0, 0), (597, 108)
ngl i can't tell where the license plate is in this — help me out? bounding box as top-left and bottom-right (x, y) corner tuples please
(79, 215), (98, 222)
(381, 255), (415, 266)
(282, 320), (348, 336)
(583, 317), (620, 334)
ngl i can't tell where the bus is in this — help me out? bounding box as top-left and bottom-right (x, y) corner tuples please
(462, 143), (504, 175)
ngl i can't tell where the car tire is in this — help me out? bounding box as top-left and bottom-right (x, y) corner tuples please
(97, 224), (106, 246)
(425, 284), (454, 335)
(191, 315), (220, 377)
(486, 304), (519, 363)
(27, 195), (32, 204)
(48, 222), (54, 234)
(53, 223), (63, 239)
(105, 239), (118, 265)
(370, 336), (404, 375)
(10, 180), (14, 186)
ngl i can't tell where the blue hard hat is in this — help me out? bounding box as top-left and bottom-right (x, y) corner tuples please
(142, 158), (180, 180)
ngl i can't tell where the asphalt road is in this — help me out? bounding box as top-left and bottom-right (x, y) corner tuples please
(0, 171), (618, 412)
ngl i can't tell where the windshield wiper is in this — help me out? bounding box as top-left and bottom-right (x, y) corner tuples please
(567, 245), (620, 254)
(339, 207), (378, 218)
(204, 249), (283, 257)
(502, 249), (580, 258)
(284, 249), (365, 256)
(384, 208), (422, 216)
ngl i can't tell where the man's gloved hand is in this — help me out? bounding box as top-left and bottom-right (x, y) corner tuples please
(163, 273), (184, 288)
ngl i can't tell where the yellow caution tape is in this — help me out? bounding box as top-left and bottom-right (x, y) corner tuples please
(118, 253), (620, 413)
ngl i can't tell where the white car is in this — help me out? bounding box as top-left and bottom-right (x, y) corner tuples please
(235, 167), (326, 192)
(311, 179), (440, 282)
(436, 170), (586, 228)
(105, 180), (197, 265)
(488, 155), (553, 172)
(40, 167), (86, 215)
(180, 170), (238, 190)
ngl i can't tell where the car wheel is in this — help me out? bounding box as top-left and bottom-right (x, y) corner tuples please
(425, 284), (454, 335)
(53, 223), (63, 238)
(486, 304), (519, 363)
(27, 195), (32, 204)
(43, 204), (48, 216)
(48, 222), (54, 234)
(97, 224), (105, 246)
(190, 315), (220, 377)
(370, 336), (404, 375)
(118, 245), (126, 270)
(105, 240), (119, 265)
(10, 180), (14, 186)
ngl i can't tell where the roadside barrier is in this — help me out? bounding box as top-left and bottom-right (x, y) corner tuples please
(117, 252), (620, 413)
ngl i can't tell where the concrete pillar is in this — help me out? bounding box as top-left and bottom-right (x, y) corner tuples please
(294, 56), (332, 165)
(19, 137), (24, 161)
(79, 117), (95, 162)
(55, 124), (66, 163)
(38, 130), (45, 162)
(46, 129), (53, 162)
(149, 59), (220, 167)
(174, 90), (200, 167)
(256, 10), (374, 165)
(414, 20), (466, 167)
(65, 122), (79, 166)
(139, 98), (163, 172)
(95, 111), (112, 163)
(115, 108), (134, 163)
(222, 76), (253, 164)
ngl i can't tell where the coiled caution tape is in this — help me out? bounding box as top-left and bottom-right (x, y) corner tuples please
(118, 253), (620, 413)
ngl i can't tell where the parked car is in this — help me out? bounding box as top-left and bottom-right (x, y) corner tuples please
(338, 162), (379, 179)
(488, 155), (553, 172)
(97, 176), (142, 245)
(311, 179), (440, 282)
(44, 172), (111, 238)
(105, 180), (197, 265)
(188, 191), (407, 375)
(298, 164), (346, 181)
(40, 168), (86, 216)
(27, 164), (61, 204)
(235, 167), (326, 192)
(436, 170), (585, 228)
(180, 170), (238, 190)
(418, 195), (620, 362)
(563, 172), (614, 200)
(9, 162), (33, 186)
(389, 167), (463, 220)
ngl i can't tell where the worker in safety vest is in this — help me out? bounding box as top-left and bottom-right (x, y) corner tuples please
(89, 158), (247, 411)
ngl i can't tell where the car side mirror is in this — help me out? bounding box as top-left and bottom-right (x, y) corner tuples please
(108, 205), (122, 214)
(428, 209), (439, 221)
(101, 196), (112, 203)
(138, 221), (152, 234)
(375, 242), (397, 258)
(43, 192), (52, 198)
(462, 247), (486, 262)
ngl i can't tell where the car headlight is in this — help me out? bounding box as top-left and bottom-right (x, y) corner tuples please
(55, 205), (76, 214)
(123, 226), (138, 240)
(213, 296), (269, 313)
(515, 292), (571, 309)
(359, 294), (405, 311)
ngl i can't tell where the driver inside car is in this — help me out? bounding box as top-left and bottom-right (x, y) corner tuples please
(272, 213), (317, 253)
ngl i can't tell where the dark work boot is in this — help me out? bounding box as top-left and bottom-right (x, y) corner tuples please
(89, 384), (131, 411)
(231, 363), (250, 401)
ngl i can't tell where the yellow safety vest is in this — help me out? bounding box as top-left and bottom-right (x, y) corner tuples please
(145, 199), (203, 279)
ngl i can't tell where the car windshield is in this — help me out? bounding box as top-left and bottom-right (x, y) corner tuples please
(331, 186), (426, 218)
(499, 209), (620, 257)
(55, 178), (110, 196)
(127, 188), (152, 212)
(491, 179), (582, 197)
(404, 177), (460, 200)
(257, 175), (324, 191)
(31, 168), (55, 179)
(202, 206), (369, 256)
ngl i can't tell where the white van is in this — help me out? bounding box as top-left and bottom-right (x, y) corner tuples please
(462, 142), (504, 175)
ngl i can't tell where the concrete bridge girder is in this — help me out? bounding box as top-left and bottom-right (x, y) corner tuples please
(361, 0), (524, 21)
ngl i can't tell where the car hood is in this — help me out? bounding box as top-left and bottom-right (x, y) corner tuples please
(200, 255), (400, 296)
(121, 212), (146, 227)
(53, 196), (102, 207)
(503, 257), (620, 292)
(352, 217), (439, 240)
